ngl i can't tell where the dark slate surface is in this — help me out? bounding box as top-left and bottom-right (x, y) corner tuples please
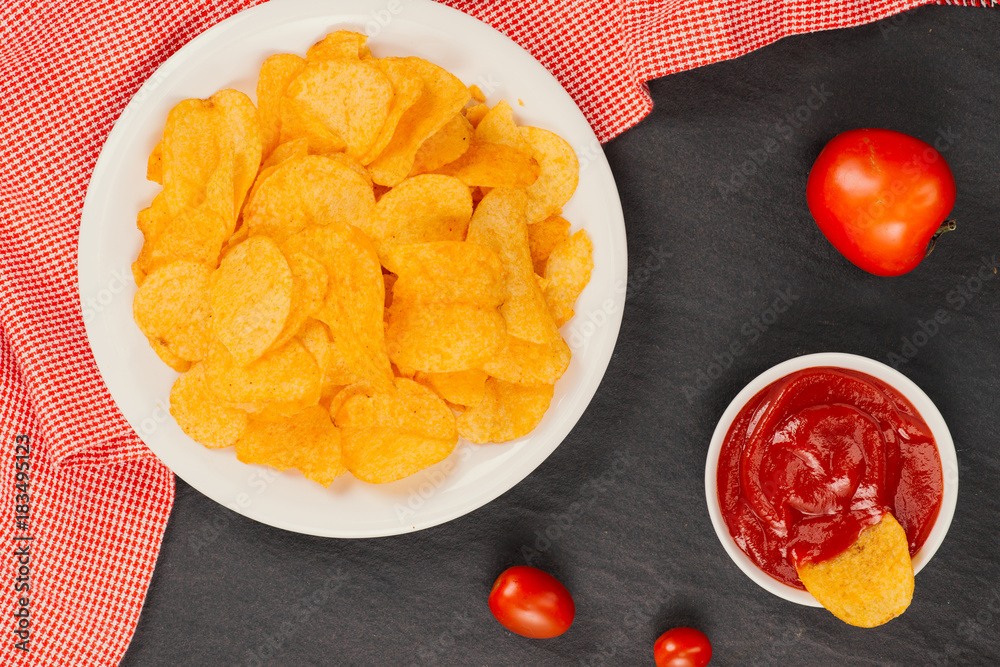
(121, 6), (1000, 666)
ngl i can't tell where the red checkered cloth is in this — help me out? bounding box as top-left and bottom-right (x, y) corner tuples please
(0, 0), (993, 663)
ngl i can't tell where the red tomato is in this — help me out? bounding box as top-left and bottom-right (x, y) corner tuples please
(488, 566), (575, 638)
(806, 128), (956, 276)
(654, 627), (712, 667)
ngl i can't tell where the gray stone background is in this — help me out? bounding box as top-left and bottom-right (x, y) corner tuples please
(122, 6), (1000, 665)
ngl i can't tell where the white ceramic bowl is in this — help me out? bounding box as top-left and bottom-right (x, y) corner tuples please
(704, 352), (959, 606)
(77, 0), (628, 538)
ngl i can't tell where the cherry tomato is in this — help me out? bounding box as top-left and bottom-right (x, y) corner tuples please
(806, 128), (956, 276)
(488, 566), (575, 638)
(654, 627), (712, 667)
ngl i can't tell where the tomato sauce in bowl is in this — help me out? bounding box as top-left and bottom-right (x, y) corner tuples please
(716, 367), (943, 589)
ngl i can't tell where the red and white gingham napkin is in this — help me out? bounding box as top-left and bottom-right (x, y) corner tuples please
(0, 0), (993, 663)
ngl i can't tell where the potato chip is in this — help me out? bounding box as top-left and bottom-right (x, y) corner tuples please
(134, 261), (213, 363)
(475, 101), (531, 155)
(457, 378), (553, 443)
(521, 126), (579, 223)
(359, 58), (424, 165)
(204, 338), (321, 405)
(543, 229), (593, 327)
(257, 53), (306, 158)
(483, 334), (571, 385)
(469, 84), (486, 104)
(170, 362), (248, 448)
(210, 89), (264, 223)
(464, 103), (489, 128)
(432, 142), (539, 188)
(268, 252), (328, 352)
(147, 141), (163, 184)
(282, 225), (393, 392)
(367, 57), (470, 186)
(306, 30), (368, 62)
(236, 406), (345, 486)
(333, 378), (458, 483)
(359, 175), (472, 250)
(466, 188), (560, 345)
(797, 514), (914, 628)
(383, 241), (505, 372)
(140, 207), (229, 277)
(260, 137), (310, 171)
(410, 114), (472, 176)
(527, 215), (571, 275)
(243, 155), (374, 243)
(278, 96), (348, 154)
(287, 59), (393, 159)
(415, 369), (488, 407)
(211, 235), (293, 367)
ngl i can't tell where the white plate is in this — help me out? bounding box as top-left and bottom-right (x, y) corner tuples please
(78, 0), (627, 537)
(704, 353), (959, 606)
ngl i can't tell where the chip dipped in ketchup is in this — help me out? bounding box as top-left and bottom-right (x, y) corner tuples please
(717, 367), (944, 589)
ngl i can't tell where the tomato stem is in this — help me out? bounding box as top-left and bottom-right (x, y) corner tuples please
(925, 219), (957, 258)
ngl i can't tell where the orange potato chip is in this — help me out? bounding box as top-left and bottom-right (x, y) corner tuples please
(527, 215), (571, 275)
(359, 174), (472, 250)
(333, 378), (458, 483)
(257, 53), (306, 159)
(170, 362), (248, 448)
(521, 126), (579, 223)
(432, 141), (539, 188)
(235, 405), (345, 486)
(367, 57), (470, 186)
(383, 241), (505, 372)
(211, 235), (293, 367)
(268, 252), (328, 352)
(457, 378), (554, 443)
(287, 59), (393, 159)
(475, 101), (531, 155)
(210, 89), (264, 223)
(469, 84), (486, 104)
(410, 113), (472, 176)
(296, 318), (331, 372)
(415, 369), (488, 407)
(482, 334), (571, 385)
(466, 188), (561, 345)
(464, 103), (489, 128)
(277, 96), (348, 154)
(259, 137), (310, 171)
(797, 513), (914, 628)
(133, 261), (213, 363)
(204, 338), (321, 405)
(243, 155), (374, 243)
(147, 141), (163, 184)
(306, 30), (368, 62)
(359, 58), (424, 165)
(139, 207), (229, 278)
(543, 229), (593, 327)
(282, 225), (393, 392)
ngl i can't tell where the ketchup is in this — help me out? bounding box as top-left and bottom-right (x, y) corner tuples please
(717, 367), (943, 589)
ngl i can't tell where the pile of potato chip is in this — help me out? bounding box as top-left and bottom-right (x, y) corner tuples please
(132, 31), (594, 486)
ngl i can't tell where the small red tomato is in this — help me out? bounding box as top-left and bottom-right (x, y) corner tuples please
(654, 627), (712, 667)
(806, 128), (957, 276)
(488, 566), (575, 638)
